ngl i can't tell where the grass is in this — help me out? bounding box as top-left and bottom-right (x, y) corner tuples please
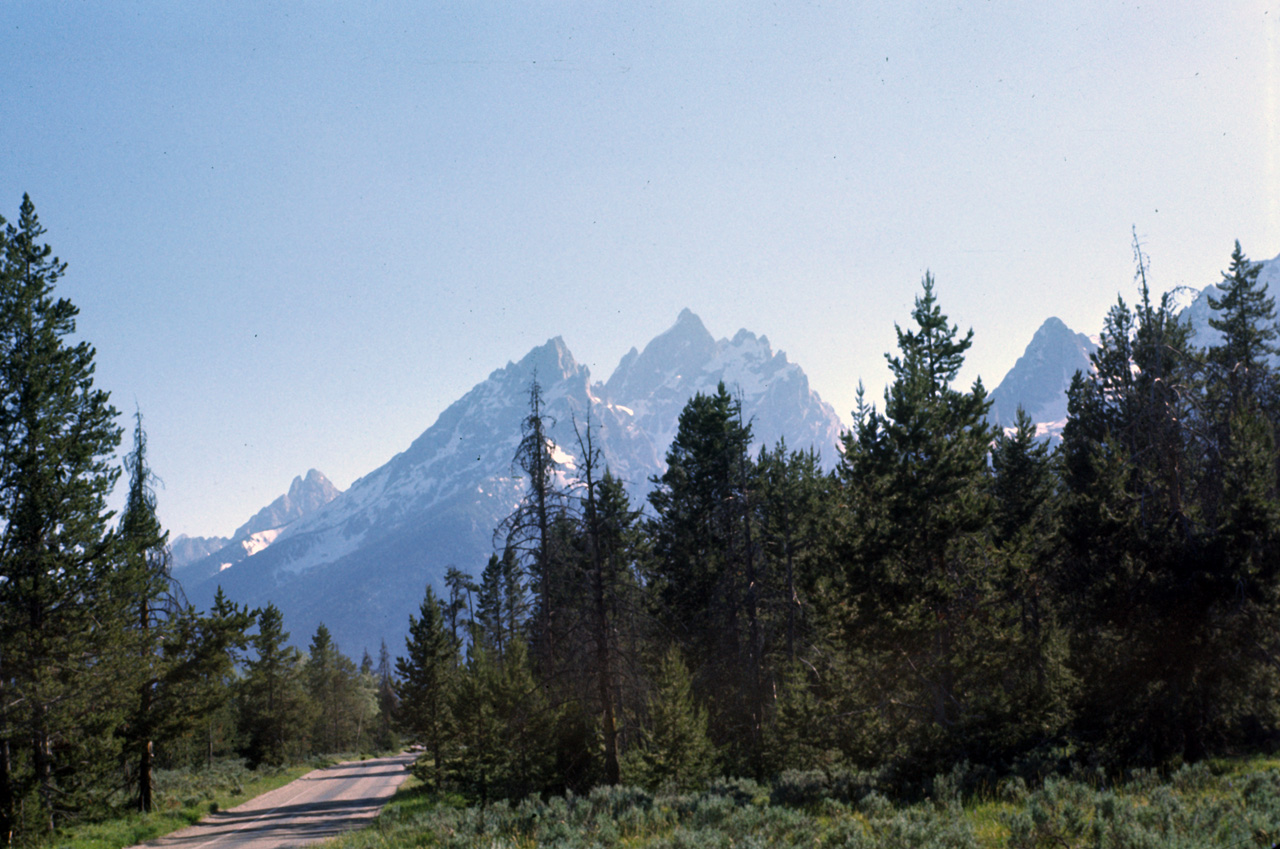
(324, 755), (1280, 849)
(43, 759), (313, 849)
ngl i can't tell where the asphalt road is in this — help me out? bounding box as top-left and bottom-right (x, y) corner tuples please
(134, 753), (416, 849)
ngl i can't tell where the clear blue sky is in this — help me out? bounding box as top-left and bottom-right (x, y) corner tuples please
(2, 2), (1277, 538)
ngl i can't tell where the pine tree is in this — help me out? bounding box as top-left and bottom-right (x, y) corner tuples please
(239, 604), (313, 766)
(374, 641), (400, 751)
(172, 587), (253, 768)
(569, 414), (644, 785)
(0, 195), (126, 838)
(1057, 237), (1238, 764)
(395, 586), (457, 788)
(117, 411), (173, 812)
(475, 550), (526, 663)
(306, 624), (364, 754)
(837, 273), (999, 771)
(501, 375), (567, 668)
(647, 382), (763, 763)
(1207, 241), (1278, 413)
(623, 646), (717, 791)
(447, 638), (553, 801)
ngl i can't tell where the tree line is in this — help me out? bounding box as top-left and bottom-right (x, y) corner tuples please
(395, 236), (1280, 800)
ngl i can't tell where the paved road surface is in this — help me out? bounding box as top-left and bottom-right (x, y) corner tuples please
(134, 753), (416, 849)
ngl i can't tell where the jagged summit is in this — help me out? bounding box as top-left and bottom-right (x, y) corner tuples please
(988, 317), (1097, 428)
(171, 468), (342, 590)
(234, 469), (340, 539)
(491, 336), (583, 386)
(605, 309), (718, 402)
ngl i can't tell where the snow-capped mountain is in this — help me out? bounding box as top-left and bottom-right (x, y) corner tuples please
(173, 469), (341, 589)
(182, 311), (844, 657)
(987, 317), (1098, 430)
(1181, 251), (1280, 357)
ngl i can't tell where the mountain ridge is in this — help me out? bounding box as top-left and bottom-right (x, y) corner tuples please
(179, 311), (844, 655)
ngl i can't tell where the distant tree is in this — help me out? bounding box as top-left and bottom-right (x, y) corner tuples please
(374, 641), (399, 751)
(306, 624), (366, 754)
(239, 604), (313, 766)
(443, 566), (477, 649)
(171, 587), (253, 767)
(475, 550), (527, 663)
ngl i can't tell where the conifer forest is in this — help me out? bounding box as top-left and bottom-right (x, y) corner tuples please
(3, 194), (1280, 845)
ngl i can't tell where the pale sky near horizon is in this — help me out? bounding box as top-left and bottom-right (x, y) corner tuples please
(2, 2), (1278, 539)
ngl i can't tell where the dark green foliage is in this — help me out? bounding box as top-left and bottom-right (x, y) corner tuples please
(395, 587), (457, 788)
(623, 647), (717, 792)
(1207, 241), (1278, 412)
(837, 274), (1040, 775)
(374, 641), (400, 752)
(158, 588), (254, 769)
(647, 383), (766, 767)
(0, 194), (128, 837)
(238, 604), (313, 766)
(446, 638), (554, 801)
(307, 624), (373, 755)
(117, 411), (174, 813)
(1058, 238), (1280, 765)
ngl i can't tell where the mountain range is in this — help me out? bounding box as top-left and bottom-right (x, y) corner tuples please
(174, 252), (1280, 656)
(173, 310), (843, 656)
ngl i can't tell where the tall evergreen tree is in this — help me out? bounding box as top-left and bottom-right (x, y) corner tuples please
(395, 586), (457, 788)
(568, 415), (644, 785)
(374, 641), (399, 751)
(0, 195), (126, 838)
(647, 382), (763, 765)
(837, 273), (1002, 771)
(239, 604), (312, 766)
(1057, 236), (1249, 764)
(474, 550), (527, 663)
(1207, 241), (1278, 413)
(117, 411), (172, 812)
(501, 376), (566, 668)
(306, 624), (365, 754)
(171, 587), (253, 768)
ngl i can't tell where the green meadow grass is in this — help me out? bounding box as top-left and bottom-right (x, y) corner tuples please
(43, 759), (312, 849)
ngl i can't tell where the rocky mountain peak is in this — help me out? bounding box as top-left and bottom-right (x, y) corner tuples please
(988, 316), (1097, 428)
(234, 469), (340, 539)
(605, 310), (718, 402)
